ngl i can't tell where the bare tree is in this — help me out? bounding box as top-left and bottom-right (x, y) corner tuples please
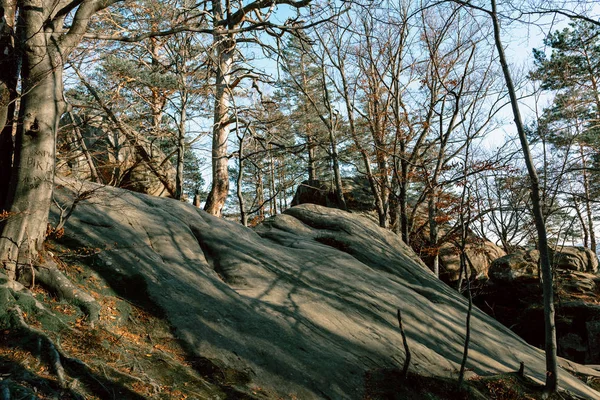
(488, 0), (558, 391)
(0, 0), (126, 280)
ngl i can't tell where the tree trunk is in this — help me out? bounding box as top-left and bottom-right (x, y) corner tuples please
(307, 125), (317, 185)
(429, 193), (439, 278)
(329, 125), (346, 210)
(580, 146), (596, 254)
(257, 163), (265, 220)
(268, 145), (277, 216)
(175, 97), (187, 200)
(0, 0), (18, 210)
(399, 155), (410, 244)
(490, 0), (558, 392)
(204, 15), (234, 217)
(574, 200), (589, 249)
(0, 34), (66, 280)
(374, 140), (389, 228)
(236, 138), (247, 226)
(67, 112), (101, 183)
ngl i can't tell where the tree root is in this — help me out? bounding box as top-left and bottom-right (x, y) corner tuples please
(98, 361), (161, 395)
(10, 305), (67, 388)
(0, 381), (10, 400)
(8, 305), (92, 399)
(31, 256), (100, 326)
(0, 272), (73, 332)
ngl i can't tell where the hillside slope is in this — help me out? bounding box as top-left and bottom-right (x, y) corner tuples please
(46, 179), (600, 399)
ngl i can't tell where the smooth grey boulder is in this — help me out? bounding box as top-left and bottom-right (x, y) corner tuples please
(50, 179), (600, 399)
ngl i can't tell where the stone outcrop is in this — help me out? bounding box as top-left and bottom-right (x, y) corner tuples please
(489, 246), (598, 283)
(57, 116), (176, 197)
(477, 261), (600, 365)
(554, 246), (599, 273)
(488, 249), (540, 282)
(439, 240), (506, 282)
(290, 177), (375, 211)
(48, 178), (600, 399)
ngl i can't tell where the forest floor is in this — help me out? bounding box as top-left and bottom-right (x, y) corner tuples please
(0, 239), (598, 399)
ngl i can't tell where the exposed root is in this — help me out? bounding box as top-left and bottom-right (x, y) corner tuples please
(99, 362), (161, 395)
(0, 381), (10, 400)
(10, 305), (67, 388)
(32, 256), (100, 326)
(0, 272), (73, 331)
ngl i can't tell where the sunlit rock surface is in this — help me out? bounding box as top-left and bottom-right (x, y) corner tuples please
(50, 178), (600, 399)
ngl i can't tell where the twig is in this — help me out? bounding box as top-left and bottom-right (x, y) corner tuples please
(397, 308), (411, 380)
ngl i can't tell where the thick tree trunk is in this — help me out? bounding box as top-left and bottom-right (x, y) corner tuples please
(0, 40), (65, 279)
(490, 0), (558, 392)
(0, 0), (18, 210)
(204, 15), (233, 217)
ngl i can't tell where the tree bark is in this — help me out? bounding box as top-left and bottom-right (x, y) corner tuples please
(175, 94), (188, 200)
(429, 193), (439, 278)
(490, 0), (558, 392)
(204, 8), (234, 217)
(236, 137), (247, 226)
(0, 0), (123, 280)
(580, 146), (596, 254)
(399, 154), (410, 244)
(574, 199), (589, 248)
(325, 116), (345, 211)
(0, 0), (18, 210)
(269, 145), (277, 215)
(0, 14), (66, 279)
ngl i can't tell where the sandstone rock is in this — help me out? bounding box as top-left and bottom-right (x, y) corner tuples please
(553, 246), (598, 273)
(488, 249), (539, 282)
(559, 333), (588, 363)
(558, 270), (597, 296)
(291, 177), (375, 211)
(476, 277), (600, 366)
(49, 178), (600, 399)
(489, 247), (599, 283)
(58, 117), (176, 197)
(587, 320), (600, 364)
(439, 240), (506, 282)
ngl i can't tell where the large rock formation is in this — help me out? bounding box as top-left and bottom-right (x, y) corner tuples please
(488, 249), (540, 282)
(57, 116), (176, 197)
(489, 246), (598, 283)
(479, 247), (600, 365)
(439, 240), (506, 282)
(554, 246), (599, 273)
(49, 178), (600, 399)
(291, 177), (375, 211)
